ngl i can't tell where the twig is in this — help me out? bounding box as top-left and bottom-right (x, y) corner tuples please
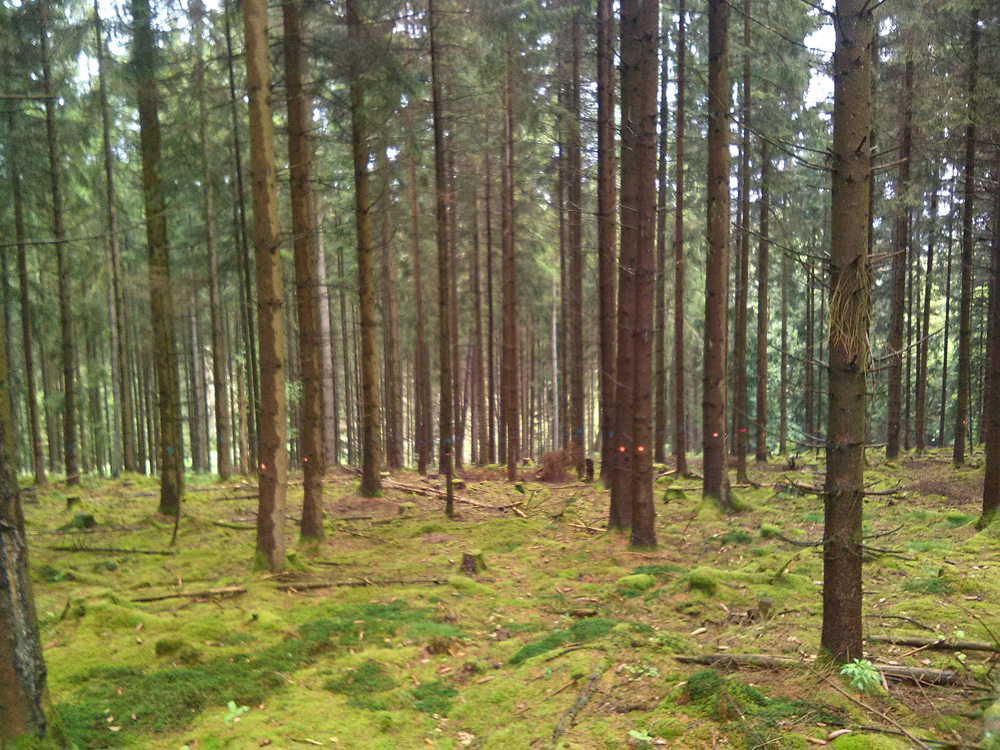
(48, 546), (174, 555)
(212, 521), (255, 530)
(130, 586), (246, 603)
(864, 614), (936, 632)
(28, 525), (147, 536)
(514, 679), (577, 716)
(547, 657), (612, 747)
(819, 674), (931, 750)
(277, 578), (448, 591)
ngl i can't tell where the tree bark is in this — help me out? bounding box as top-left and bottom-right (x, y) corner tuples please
(733, 0), (751, 483)
(337, 244), (355, 466)
(316, 221), (336, 468)
(822, 0), (872, 663)
(653, 14), (669, 466)
(567, 7), (585, 479)
(502, 47), (518, 483)
(429, 0), (454, 512)
(243, 0), (288, 569)
(953, 9), (978, 467)
(133, 0), (184, 514)
(915, 174), (936, 454)
(283, 0), (324, 537)
(756, 141), (770, 463)
(41, 0), (77, 486)
(471, 179), (488, 465)
(940, 226), (953, 447)
(673, 0), (687, 477)
(779, 246), (788, 455)
(704, 0), (731, 508)
(597, 0), (617, 485)
(982, 150), (1000, 524)
(406, 102), (429, 475)
(448, 137), (463, 470)
(485, 139), (496, 465)
(380, 156), (403, 470)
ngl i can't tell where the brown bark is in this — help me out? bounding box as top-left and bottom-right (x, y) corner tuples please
(886, 53), (913, 460)
(981, 151), (1000, 523)
(347, 0), (382, 497)
(733, 0), (751, 483)
(597, 0), (616, 485)
(316, 222), (336, 467)
(940, 226), (953, 446)
(133, 0), (184, 514)
(337, 244), (355, 465)
(628, 0), (658, 548)
(471, 179), (488, 465)
(822, 0), (872, 663)
(653, 15), (669, 466)
(485, 139), (496, 465)
(429, 0), (454, 512)
(448, 137), (463, 470)
(284, 0), (324, 538)
(380, 156), (403, 470)
(756, 141), (770, 463)
(502, 50), (518, 483)
(704, 0), (731, 508)
(673, 0), (687, 476)
(406, 102), (429, 475)
(243, 0), (287, 569)
(915, 176), (936, 454)
(41, 0), (77, 486)
(567, 7), (585, 479)
(954, 9), (978, 467)
(779, 250), (788, 455)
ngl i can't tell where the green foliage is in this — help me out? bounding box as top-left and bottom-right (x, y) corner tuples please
(411, 681), (457, 715)
(759, 524), (781, 539)
(616, 574), (657, 591)
(222, 700), (248, 723)
(59, 513), (98, 531)
(715, 529), (752, 545)
(902, 577), (952, 595)
(632, 564), (684, 578)
(840, 659), (880, 693)
(628, 728), (653, 743)
(686, 567), (718, 595)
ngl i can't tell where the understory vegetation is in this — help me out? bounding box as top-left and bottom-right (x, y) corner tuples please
(25, 450), (1000, 748)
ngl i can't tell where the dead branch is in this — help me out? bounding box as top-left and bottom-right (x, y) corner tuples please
(277, 577), (448, 592)
(820, 675), (932, 750)
(547, 657), (612, 747)
(676, 654), (963, 685)
(28, 525), (147, 536)
(48, 546), (174, 556)
(864, 614), (937, 632)
(130, 586), (247, 603)
(867, 635), (1000, 653)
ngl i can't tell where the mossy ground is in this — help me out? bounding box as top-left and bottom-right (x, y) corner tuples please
(21, 449), (998, 748)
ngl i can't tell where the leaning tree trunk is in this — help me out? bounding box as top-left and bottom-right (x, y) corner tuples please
(953, 9), (978, 468)
(703, 0), (732, 508)
(673, 0), (688, 476)
(284, 0), (324, 537)
(347, 0), (382, 498)
(244, 0), (288, 569)
(822, 0), (872, 663)
(133, 0), (184, 515)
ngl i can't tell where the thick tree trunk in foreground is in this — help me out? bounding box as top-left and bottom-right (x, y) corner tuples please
(284, 0), (324, 538)
(244, 0), (287, 569)
(953, 9), (978, 467)
(756, 142), (770, 463)
(134, 0), (184, 515)
(673, 0), (688, 476)
(347, 0), (382, 498)
(429, 0), (454, 512)
(703, 0), (731, 508)
(822, 0), (872, 663)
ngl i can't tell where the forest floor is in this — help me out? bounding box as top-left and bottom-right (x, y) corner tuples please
(21, 448), (1000, 749)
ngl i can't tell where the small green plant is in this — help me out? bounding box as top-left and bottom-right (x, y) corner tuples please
(223, 700), (249, 724)
(628, 728), (653, 743)
(840, 659), (880, 693)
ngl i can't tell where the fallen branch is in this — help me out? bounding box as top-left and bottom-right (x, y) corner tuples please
(819, 675), (931, 750)
(212, 521), (255, 530)
(29, 525), (147, 536)
(277, 577), (448, 592)
(130, 586), (247, 603)
(865, 614), (937, 632)
(48, 546), (174, 556)
(383, 480), (495, 510)
(868, 635), (1000, 653)
(548, 657), (612, 748)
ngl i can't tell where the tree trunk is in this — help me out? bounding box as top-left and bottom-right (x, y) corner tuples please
(597, 0), (617, 486)
(283, 0), (324, 538)
(567, 8), (585, 479)
(346, 0), (382, 497)
(653, 15), (669, 466)
(41, 0), (77, 486)
(448, 138), (463, 471)
(673, 0), (687, 477)
(406, 103), (429, 475)
(471, 179), (488, 465)
(886, 54), (913, 460)
(954, 9), (978, 467)
(981, 149), (1000, 524)
(133, 0), (184, 514)
(188, 269), (205, 473)
(627, 0), (658, 548)
(484, 140), (496, 465)
(915, 174), (936, 453)
(9, 116), (45, 486)
(822, 0), (872, 663)
(756, 141), (770, 463)
(244, 0), (287, 569)
(940, 226), (953, 447)
(733, 0), (751, 483)
(380, 156), (403, 470)
(502, 48), (518, 483)
(337, 244), (355, 465)
(806, 269), (815, 445)
(316, 222), (336, 468)
(779, 247), (788, 455)
(429, 0), (454, 512)
(703, 0), (731, 508)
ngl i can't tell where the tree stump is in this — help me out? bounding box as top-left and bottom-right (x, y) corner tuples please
(460, 550), (487, 574)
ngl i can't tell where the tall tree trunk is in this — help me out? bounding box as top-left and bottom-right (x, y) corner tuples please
(224, 0), (260, 467)
(627, 0), (658, 548)
(41, 0), (77, 486)
(733, 0), (751, 483)
(188, 271), (205, 473)
(429, 0), (454, 512)
(316, 222), (336, 467)
(653, 15), (669, 466)
(448, 138), (463, 471)
(502, 48), (518, 483)
(756, 141), (770, 463)
(822, 0), (872, 663)
(284, 0), (324, 537)
(471, 179), (488, 465)
(940, 226), (953, 447)
(484, 139), (496, 465)
(779, 247), (788, 455)
(380, 157), (403, 470)
(806, 269), (815, 445)
(337, 244), (355, 465)
(673, 0), (687, 476)
(596, 0), (617, 485)
(346, 0), (382, 497)
(704, 0), (731, 508)
(244, 0), (287, 569)
(886, 54), (913, 460)
(9, 115), (45, 485)
(133, 0), (184, 514)
(915, 175), (936, 453)
(981, 150), (1000, 524)
(406, 103), (429, 474)
(567, 7), (585, 479)
(954, 9), (978, 467)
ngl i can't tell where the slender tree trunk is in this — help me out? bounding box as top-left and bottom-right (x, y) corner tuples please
(380, 157), (403, 470)
(822, 0), (872, 663)
(806, 270), (815, 445)
(502, 48), (519, 483)
(779, 248), (788, 455)
(346, 0), (382, 497)
(653, 15), (669, 466)
(471, 180), (488, 465)
(954, 9), (978, 467)
(188, 268), (205, 473)
(597, 0), (617, 485)
(316, 223), (335, 468)
(41, 0), (77, 486)
(244, 0), (287, 569)
(484, 140), (496, 465)
(567, 7), (585, 479)
(733, 0), (751, 483)
(887, 54), (913, 460)
(673, 0), (687, 477)
(133, 0), (184, 514)
(915, 176), (937, 453)
(406, 104), (429, 474)
(756, 141), (770, 463)
(704, 0), (731, 508)
(283, 0), (324, 537)
(981, 150), (1000, 524)
(337, 245), (355, 465)
(940, 226), (953, 447)
(429, 0), (453, 512)
(448, 138), (463, 471)
(627, 0), (658, 548)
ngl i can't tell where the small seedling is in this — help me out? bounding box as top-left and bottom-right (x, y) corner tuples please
(223, 700), (249, 724)
(628, 728), (653, 743)
(840, 659), (880, 693)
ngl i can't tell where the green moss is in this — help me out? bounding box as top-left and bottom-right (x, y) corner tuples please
(716, 529), (752, 545)
(154, 637), (188, 657)
(616, 574), (656, 591)
(831, 733), (910, 749)
(324, 660), (396, 709)
(686, 567), (718, 595)
(632, 564), (684, 578)
(760, 524), (781, 539)
(411, 680), (457, 715)
(944, 512), (977, 528)
(508, 618), (616, 664)
(902, 577), (952, 595)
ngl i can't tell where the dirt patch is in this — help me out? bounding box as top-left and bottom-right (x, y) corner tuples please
(906, 478), (982, 506)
